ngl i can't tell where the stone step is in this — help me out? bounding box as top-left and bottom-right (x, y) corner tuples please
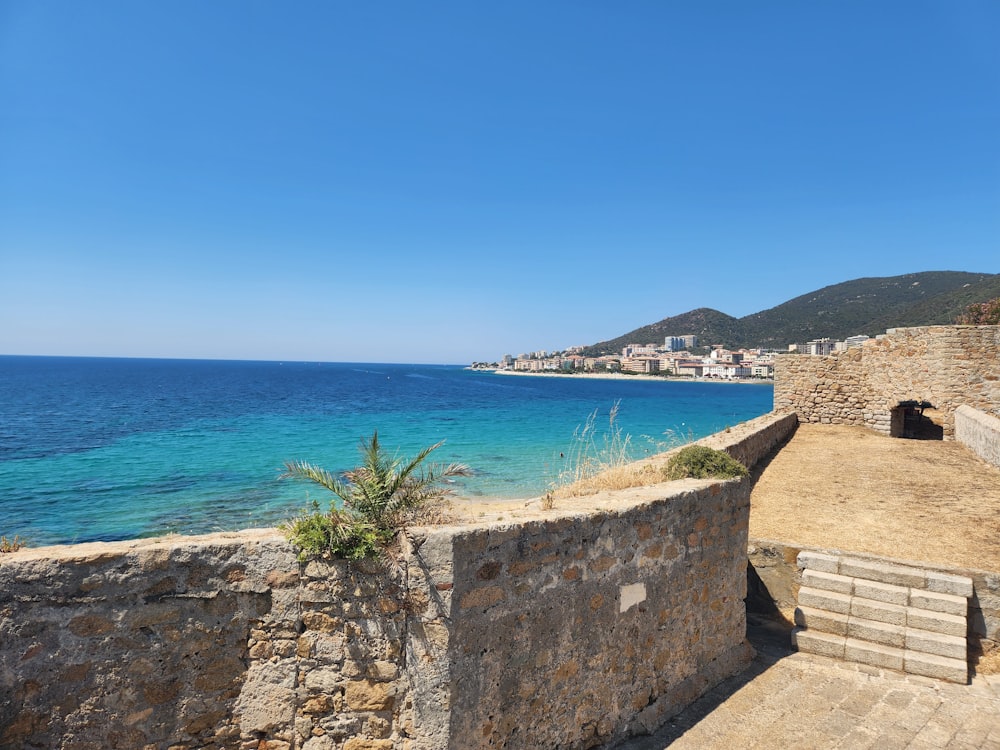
(905, 628), (967, 661)
(925, 570), (974, 598)
(838, 558), (926, 588)
(845, 638), (904, 672)
(794, 606), (848, 636)
(795, 608), (968, 661)
(850, 597), (907, 627)
(908, 589), (967, 617)
(798, 587), (851, 615)
(794, 551), (972, 685)
(793, 629), (968, 684)
(791, 628), (844, 660)
(852, 578), (909, 606)
(846, 617), (904, 649)
(904, 650), (968, 684)
(801, 569), (853, 595)
(906, 606), (966, 638)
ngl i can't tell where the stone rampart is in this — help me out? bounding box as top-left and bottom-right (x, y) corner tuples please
(955, 404), (1000, 468)
(774, 325), (1000, 437)
(0, 411), (799, 750)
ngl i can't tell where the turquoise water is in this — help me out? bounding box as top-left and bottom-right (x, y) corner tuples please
(0, 357), (773, 545)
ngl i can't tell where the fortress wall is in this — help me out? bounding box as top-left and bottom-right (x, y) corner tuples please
(774, 325), (1000, 437)
(955, 405), (1000, 469)
(425, 479), (754, 749)
(0, 531), (422, 750)
(0, 482), (753, 750)
(0, 413), (799, 750)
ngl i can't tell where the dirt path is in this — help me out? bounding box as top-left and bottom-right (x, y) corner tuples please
(749, 423), (1000, 572)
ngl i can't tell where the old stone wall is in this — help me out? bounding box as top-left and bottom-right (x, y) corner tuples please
(955, 405), (1000, 468)
(774, 325), (1000, 437)
(0, 531), (420, 750)
(414, 480), (755, 750)
(0, 480), (756, 750)
(0, 411), (799, 750)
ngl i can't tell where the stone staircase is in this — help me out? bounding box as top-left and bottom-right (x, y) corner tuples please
(791, 551), (972, 684)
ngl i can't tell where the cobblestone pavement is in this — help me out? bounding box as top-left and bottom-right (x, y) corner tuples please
(614, 617), (1000, 749)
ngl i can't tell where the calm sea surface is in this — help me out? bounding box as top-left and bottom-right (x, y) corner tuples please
(0, 356), (773, 545)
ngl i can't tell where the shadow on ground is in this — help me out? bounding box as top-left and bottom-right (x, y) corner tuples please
(609, 613), (795, 749)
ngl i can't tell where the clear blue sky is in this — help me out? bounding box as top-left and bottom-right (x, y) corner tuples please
(2, 2), (998, 364)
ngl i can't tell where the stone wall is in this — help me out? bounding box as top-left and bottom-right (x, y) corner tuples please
(0, 531), (419, 750)
(417, 481), (755, 749)
(0, 411), (798, 750)
(774, 325), (1000, 437)
(955, 405), (1000, 468)
(0, 485), (751, 750)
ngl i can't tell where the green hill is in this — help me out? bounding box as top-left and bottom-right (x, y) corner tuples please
(579, 271), (999, 356)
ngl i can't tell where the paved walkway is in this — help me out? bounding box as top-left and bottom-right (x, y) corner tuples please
(614, 616), (1000, 749)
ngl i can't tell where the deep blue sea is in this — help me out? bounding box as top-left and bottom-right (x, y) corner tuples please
(0, 356), (773, 546)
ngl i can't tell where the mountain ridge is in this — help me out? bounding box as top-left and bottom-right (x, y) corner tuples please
(579, 271), (1000, 356)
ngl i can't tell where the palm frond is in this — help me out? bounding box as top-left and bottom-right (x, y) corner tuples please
(281, 460), (351, 505)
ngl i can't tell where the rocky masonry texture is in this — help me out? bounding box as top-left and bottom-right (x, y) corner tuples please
(774, 325), (1000, 437)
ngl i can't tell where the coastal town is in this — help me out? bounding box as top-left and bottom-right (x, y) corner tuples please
(471, 334), (872, 380)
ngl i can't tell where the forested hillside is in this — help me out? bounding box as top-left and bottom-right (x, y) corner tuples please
(580, 271), (999, 355)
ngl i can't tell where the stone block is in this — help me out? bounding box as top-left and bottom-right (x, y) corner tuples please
(797, 551), (840, 574)
(798, 587), (852, 615)
(792, 628), (845, 659)
(850, 598), (907, 627)
(853, 579), (909, 606)
(802, 569), (853, 595)
(839, 558), (925, 588)
(905, 628), (967, 660)
(908, 589), (967, 616)
(907, 607), (967, 637)
(847, 616), (905, 648)
(845, 638), (904, 671)
(924, 571), (974, 598)
(794, 606), (849, 636)
(904, 651), (968, 684)
(344, 680), (395, 711)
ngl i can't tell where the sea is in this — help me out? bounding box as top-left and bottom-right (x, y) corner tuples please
(0, 356), (774, 546)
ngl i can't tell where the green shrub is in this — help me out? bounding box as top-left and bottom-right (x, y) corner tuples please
(664, 445), (748, 481)
(956, 297), (1000, 325)
(280, 432), (470, 562)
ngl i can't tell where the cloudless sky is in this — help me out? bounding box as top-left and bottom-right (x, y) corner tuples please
(2, 1), (998, 363)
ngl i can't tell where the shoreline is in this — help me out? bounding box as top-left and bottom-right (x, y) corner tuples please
(476, 368), (774, 385)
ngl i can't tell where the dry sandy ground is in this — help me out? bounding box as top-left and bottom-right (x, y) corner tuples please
(749, 423), (1000, 572)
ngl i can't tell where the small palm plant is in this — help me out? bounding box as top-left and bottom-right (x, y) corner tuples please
(280, 432), (471, 562)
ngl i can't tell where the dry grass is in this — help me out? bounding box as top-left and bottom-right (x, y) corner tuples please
(406, 498), (460, 526)
(552, 462), (667, 499)
(0, 535), (26, 553)
(750, 423), (1000, 572)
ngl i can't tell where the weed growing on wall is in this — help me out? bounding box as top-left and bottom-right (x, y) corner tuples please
(663, 445), (748, 480)
(0, 535), (25, 553)
(281, 432), (471, 562)
(559, 401), (632, 486)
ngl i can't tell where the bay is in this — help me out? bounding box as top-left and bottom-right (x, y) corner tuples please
(0, 356), (773, 545)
